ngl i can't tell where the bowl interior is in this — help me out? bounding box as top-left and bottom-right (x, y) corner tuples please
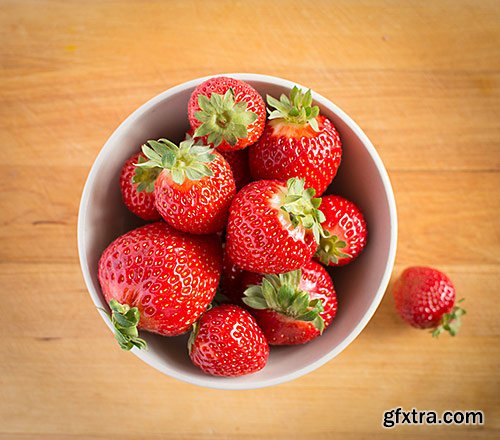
(79, 74), (396, 389)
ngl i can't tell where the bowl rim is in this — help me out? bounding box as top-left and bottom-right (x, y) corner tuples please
(78, 73), (398, 390)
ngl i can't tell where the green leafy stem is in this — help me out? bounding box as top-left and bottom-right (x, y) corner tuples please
(243, 269), (325, 333)
(98, 299), (148, 351)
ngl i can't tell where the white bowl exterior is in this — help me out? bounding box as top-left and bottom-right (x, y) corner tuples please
(78, 74), (397, 390)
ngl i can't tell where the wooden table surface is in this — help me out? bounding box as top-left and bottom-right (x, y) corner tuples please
(1, 1), (499, 438)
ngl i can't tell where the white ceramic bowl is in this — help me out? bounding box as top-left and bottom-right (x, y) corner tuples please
(78, 73), (397, 390)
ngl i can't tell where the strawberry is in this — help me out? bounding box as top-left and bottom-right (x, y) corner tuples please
(249, 86), (342, 195)
(188, 76), (266, 152)
(393, 267), (466, 337)
(220, 149), (252, 190)
(98, 222), (222, 349)
(226, 177), (327, 274)
(315, 195), (367, 266)
(119, 152), (161, 221)
(136, 137), (236, 234)
(242, 261), (337, 345)
(188, 304), (269, 377)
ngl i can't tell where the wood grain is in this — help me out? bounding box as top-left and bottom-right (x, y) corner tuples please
(1, 0), (499, 439)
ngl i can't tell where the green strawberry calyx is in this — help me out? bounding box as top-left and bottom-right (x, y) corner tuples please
(132, 155), (162, 193)
(279, 178), (329, 244)
(135, 138), (215, 186)
(243, 269), (325, 333)
(432, 299), (466, 338)
(316, 234), (352, 265)
(98, 299), (148, 351)
(267, 86), (320, 131)
(193, 88), (258, 147)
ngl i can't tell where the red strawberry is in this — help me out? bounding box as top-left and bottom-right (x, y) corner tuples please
(242, 261), (337, 345)
(249, 86), (342, 195)
(119, 152), (161, 221)
(188, 304), (269, 377)
(98, 222), (222, 349)
(226, 177), (327, 274)
(315, 195), (367, 266)
(136, 137), (236, 234)
(393, 267), (466, 337)
(220, 149), (252, 190)
(188, 76), (266, 152)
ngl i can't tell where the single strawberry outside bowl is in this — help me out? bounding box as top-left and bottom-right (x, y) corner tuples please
(78, 73), (397, 390)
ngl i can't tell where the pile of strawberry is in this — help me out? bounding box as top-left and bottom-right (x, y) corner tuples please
(98, 76), (369, 377)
